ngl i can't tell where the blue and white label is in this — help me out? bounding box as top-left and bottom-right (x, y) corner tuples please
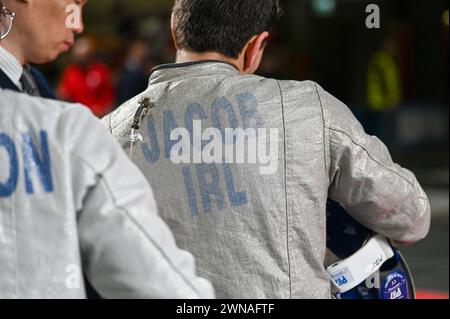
(381, 270), (409, 299)
(331, 267), (354, 287)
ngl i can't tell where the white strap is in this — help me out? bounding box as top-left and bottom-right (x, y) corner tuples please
(327, 235), (395, 294)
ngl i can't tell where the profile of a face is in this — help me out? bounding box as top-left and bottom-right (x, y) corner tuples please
(2, 0), (85, 64)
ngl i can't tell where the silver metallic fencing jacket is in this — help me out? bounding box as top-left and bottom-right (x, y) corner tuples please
(0, 89), (214, 299)
(103, 61), (431, 299)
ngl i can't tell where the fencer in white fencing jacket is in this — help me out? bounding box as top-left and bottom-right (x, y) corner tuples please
(103, 61), (431, 299)
(0, 88), (214, 299)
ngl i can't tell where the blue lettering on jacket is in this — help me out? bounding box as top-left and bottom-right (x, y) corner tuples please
(0, 130), (53, 197)
(138, 93), (261, 216)
(141, 115), (160, 164)
(22, 131), (54, 194)
(0, 133), (19, 197)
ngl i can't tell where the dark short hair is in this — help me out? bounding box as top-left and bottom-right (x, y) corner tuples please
(172, 0), (283, 59)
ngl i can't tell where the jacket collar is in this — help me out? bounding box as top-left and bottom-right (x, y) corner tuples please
(0, 46), (23, 89)
(0, 67), (21, 92)
(149, 60), (239, 85)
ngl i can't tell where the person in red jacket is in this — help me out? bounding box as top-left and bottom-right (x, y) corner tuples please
(58, 37), (115, 117)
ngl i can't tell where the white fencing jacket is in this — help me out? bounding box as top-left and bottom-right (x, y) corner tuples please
(103, 61), (431, 299)
(0, 88), (214, 299)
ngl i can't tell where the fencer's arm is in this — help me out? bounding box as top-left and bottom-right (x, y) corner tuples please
(316, 84), (431, 244)
(63, 105), (214, 299)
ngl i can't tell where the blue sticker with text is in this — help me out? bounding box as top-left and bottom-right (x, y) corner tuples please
(381, 270), (409, 299)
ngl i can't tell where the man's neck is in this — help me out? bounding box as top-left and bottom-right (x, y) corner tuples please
(175, 50), (243, 73)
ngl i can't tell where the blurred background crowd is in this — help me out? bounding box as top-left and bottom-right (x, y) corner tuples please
(40, 0), (448, 297)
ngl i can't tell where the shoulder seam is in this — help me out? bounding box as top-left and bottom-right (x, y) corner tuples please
(275, 79), (293, 299)
(314, 83), (330, 186)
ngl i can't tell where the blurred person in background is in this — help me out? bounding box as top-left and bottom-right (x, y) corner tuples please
(0, 0), (86, 97)
(111, 0), (138, 39)
(58, 36), (116, 118)
(366, 31), (403, 144)
(116, 39), (152, 106)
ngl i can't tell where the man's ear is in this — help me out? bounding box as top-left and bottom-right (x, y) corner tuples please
(170, 13), (180, 50)
(243, 31), (269, 75)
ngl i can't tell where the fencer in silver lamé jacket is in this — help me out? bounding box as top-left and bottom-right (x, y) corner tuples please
(0, 89), (214, 299)
(103, 61), (431, 299)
